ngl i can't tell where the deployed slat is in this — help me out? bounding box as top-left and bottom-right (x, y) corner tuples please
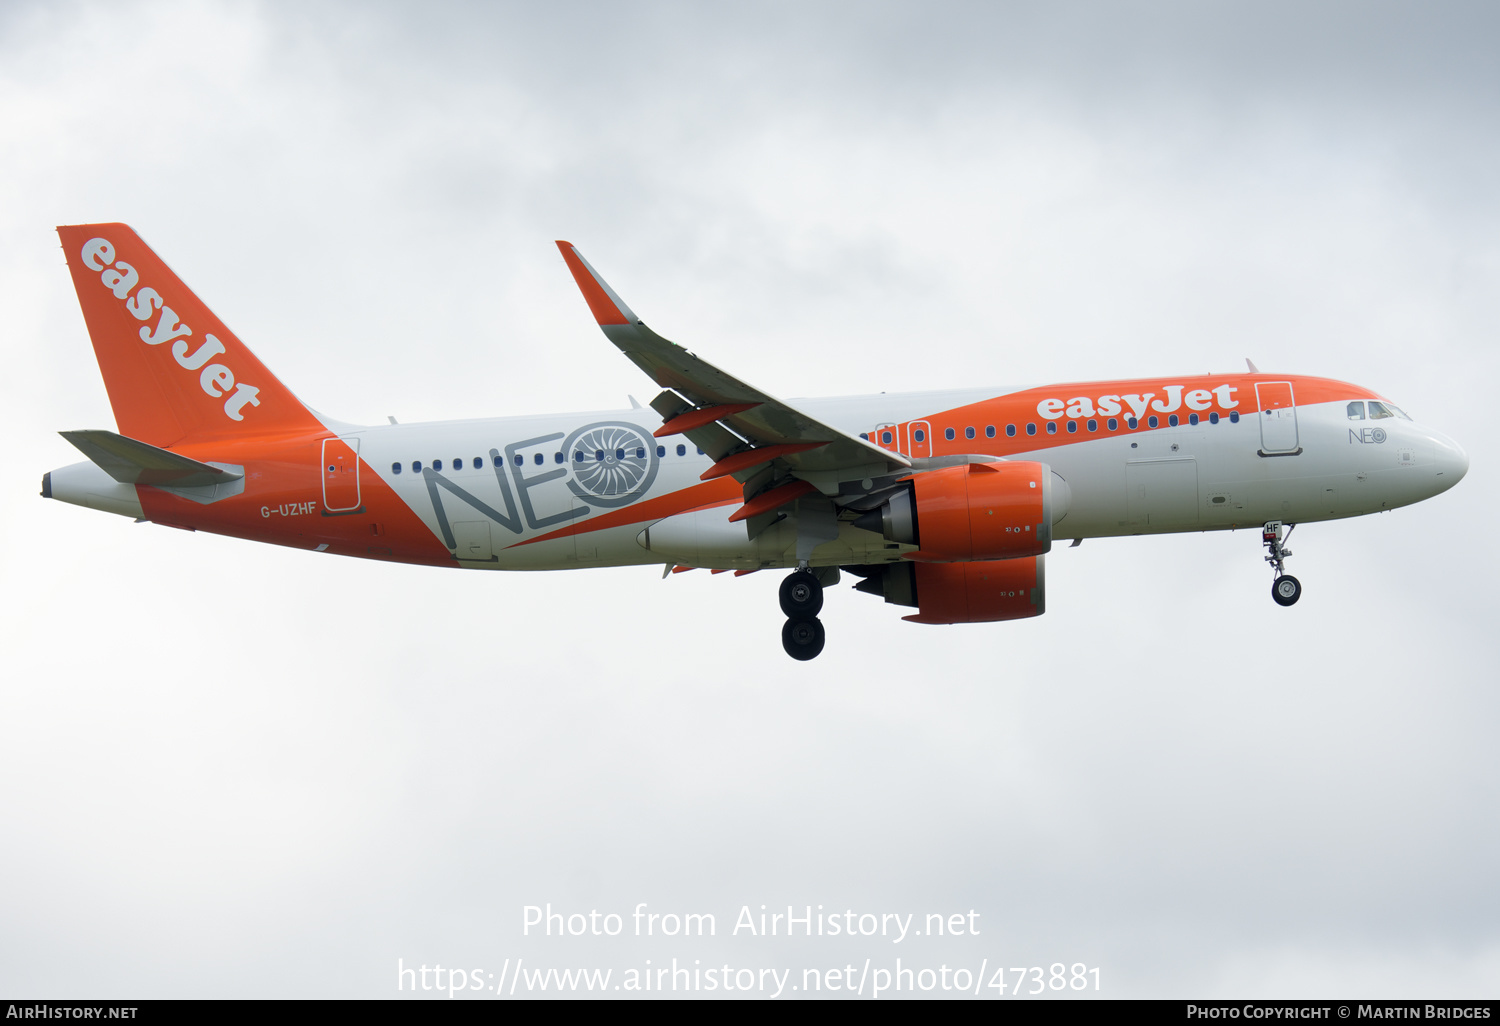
(654, 403), (760, 438)
(701, 442), (826, 482)
(728, 479), (815, 523)
(650, 389), (692, 421)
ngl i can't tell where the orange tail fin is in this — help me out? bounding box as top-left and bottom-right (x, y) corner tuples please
(57, 223), (323, 447)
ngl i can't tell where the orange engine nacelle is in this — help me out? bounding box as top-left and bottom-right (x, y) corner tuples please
(850, 556), (1045, 624)
(857, 461), (1058, 562)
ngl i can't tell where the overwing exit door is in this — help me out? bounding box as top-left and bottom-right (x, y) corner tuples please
(871, 422), (931, 458)
(1254, 382), (1301, 456)
(321, 436), (362, 512)
(908, 420), (932, 458)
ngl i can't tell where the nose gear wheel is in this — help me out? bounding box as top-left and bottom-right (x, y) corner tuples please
(1272, 575), (1302, 606)
(1262, 521), (1303, 607)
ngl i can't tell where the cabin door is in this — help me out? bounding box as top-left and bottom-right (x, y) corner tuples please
(321, 436), (362, 512)
(1255, 382), (1300, 455)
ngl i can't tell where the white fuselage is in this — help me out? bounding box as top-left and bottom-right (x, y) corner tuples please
(334, 389), (1465, 571)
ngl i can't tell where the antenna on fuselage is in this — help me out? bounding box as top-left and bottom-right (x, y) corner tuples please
(1245, 358), (1260, 373)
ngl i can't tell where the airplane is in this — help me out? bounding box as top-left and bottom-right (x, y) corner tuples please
(43, 223), (1469, 660)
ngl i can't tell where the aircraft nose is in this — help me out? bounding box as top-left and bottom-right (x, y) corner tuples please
(1430, 430), (1468, 493)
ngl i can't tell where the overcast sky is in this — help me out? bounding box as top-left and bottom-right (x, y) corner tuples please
(2, 0), (1497, 1000)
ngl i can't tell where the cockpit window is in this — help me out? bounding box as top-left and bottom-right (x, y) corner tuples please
(1347, 402), (1365, 420)
(1388, 404), (1411, 420)
(1368, 401), (1395, 421)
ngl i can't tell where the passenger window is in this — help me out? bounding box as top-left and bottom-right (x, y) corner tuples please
(913, 429), (925, 442)
(696, 447), (704, 455)
(1229, 411), (1240, 423)
(964, 426), (975, 439)
(392, 462), (402, 474)
(575, 451), (585, 463)
(1127, 417), (1138, 429)
(1107, 418), (1118, 430)
(413, 461), (422, 473)
(615, 448), (625, 460)
(534, 453), (544, 465)
(677, 444), (686, 456)
(985, 425), (995, 438)
(595, 449), (605, 461)
(1006, 424), (1016, 437)
(1168, 414), (1178, 427)
(434, 459), (443, 471)
(881, 431), (893, 444)
(1208, 412), (1219, 424)
(656, 446), (665, 457)
(1046, 422), (1057, 434)
(1148, 416), (1159, 428)
(1368, 401), (1395, 420)
(514, 454), (523, 466)
(493, 455), (502, 467)
(453, 457), (463, 470)
(636, 447), (645, 459)
(944, 428), (955, 440)
(1066, 421), (1077, 433)
(554, 452), (564, 464)
(1087, 419), (1098, 432)
(1188, 414), (1198, 425)
(1026, 423), (1037, 436)
(1347, 401), (1366, 420)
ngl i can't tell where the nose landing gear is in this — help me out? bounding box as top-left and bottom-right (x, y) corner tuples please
(1263, 521), (1301, 607)
(780, 569), (826, 660)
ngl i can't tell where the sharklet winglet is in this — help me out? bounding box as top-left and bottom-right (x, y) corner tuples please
(556, 241), (637, 325)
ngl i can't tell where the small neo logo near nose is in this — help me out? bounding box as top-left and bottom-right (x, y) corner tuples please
(1349, 427), (1387, 444)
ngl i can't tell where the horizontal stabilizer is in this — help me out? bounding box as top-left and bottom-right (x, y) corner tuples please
(59, 429), (242, 488)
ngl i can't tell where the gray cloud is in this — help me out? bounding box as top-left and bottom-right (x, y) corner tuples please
(1, 0), (1495, 998)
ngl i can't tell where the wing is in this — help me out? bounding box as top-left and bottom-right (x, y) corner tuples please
(555, 243), (909, 525)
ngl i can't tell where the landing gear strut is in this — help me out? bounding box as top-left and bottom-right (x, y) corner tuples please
(1263, 521), (1302, 607)
(780, 569), (826, 660)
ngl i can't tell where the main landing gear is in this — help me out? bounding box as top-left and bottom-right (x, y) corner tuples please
(780, 569), (826, 660)
(1263, 521), (1302, 607)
